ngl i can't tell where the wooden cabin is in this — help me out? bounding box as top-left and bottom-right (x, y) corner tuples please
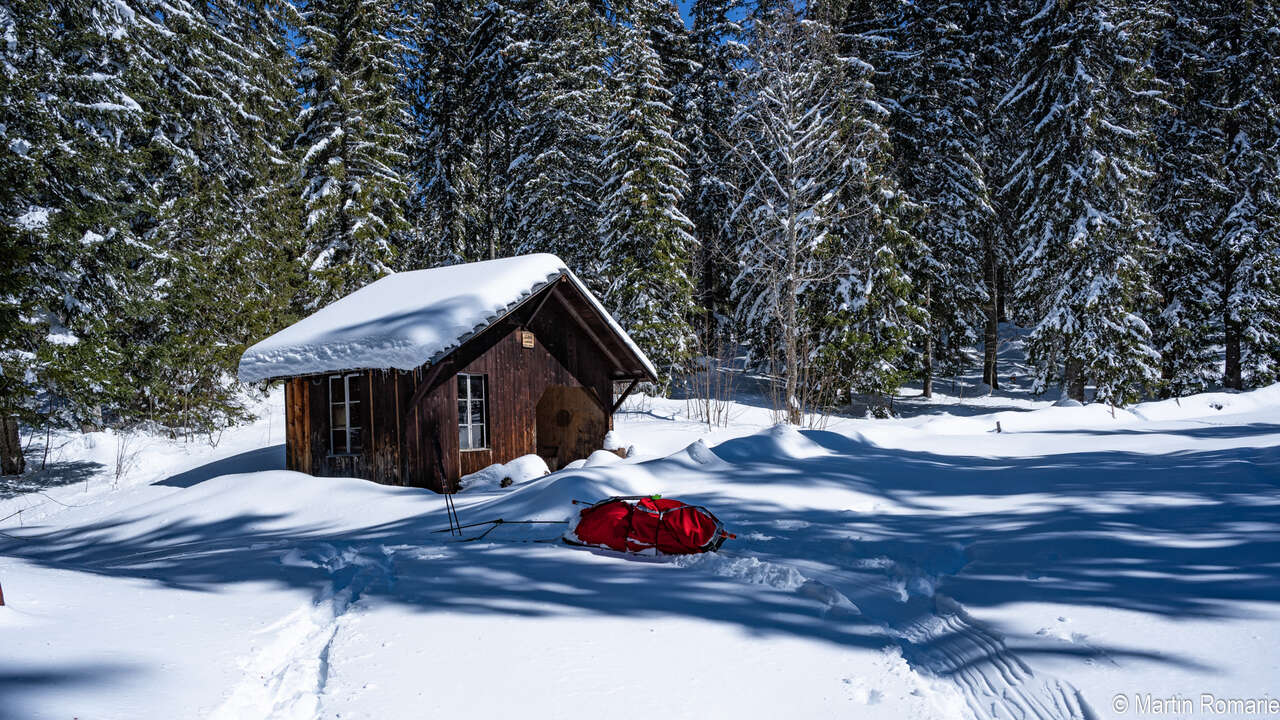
(238, 254), (657, 493)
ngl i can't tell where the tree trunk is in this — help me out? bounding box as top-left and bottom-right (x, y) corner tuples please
(983, 242), (999, 389)
(783, 226), (800, 425)
(922, 335), (934, 399)
(1, 415), (23, 476)
(783, 125), (801, 426)
(922, 283), (933, 399)
(997, 264), (1009, 322)
(1065, 359), (1086, 402)
(1224, 313), (1243, 390)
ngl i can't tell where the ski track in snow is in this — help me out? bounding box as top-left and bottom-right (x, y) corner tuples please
(210, 544), (396, 720)
(893, 598), (1095, 720)
(679, 547), (1093, 720)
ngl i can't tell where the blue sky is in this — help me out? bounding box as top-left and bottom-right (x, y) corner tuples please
(674, 0), (695, 26)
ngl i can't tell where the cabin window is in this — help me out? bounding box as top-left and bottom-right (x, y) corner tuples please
(458, 373), (488, 450)
(329, 373), (364, 455)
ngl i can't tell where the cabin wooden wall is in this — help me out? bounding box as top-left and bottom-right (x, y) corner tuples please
(281, 282), (621, 493)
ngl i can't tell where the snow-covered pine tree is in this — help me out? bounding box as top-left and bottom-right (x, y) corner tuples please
(466, 0), (532, 260)
(1149, 0), (1226, 396)
(874, 0), (993, 397)
(683, 0), (744, 346)
(0, 0), (52, 468)
(505, 0), (608, 286)
(730, 4), (918, 422)
(643, 0), (698, 130)
(296, 0), (412, 304)
(4, 0), (154, 431)
(1216, 0), (1280, 389)
(1001, 0), (1163, 405)
(597, 0), (697, 381)
(966, 0), (1021, 391)
(814, 0), (924, 413)
(125, 0), (304, 431)
(403, 0), (484, 266)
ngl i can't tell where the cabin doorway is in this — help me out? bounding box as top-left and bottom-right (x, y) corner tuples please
(535, 386), (607, 471)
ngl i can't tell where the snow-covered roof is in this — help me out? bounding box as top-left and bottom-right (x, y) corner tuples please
(238, 254), (657, 383)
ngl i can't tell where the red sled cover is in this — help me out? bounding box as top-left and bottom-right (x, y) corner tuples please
(567, 496), (732, 554)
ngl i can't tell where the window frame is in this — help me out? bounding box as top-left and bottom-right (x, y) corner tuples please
(328, 373), (364, 456)
(457, 373), (490, 451)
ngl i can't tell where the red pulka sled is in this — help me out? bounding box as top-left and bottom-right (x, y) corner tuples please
(566, 496), (734, 554)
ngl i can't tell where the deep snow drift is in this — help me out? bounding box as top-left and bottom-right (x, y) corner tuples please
(2, 382), (1278, 720)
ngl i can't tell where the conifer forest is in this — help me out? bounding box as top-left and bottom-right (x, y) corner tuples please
(2, 0), (1278, 444)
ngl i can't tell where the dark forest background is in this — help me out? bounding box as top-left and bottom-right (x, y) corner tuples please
(2, 0), (1277, 443)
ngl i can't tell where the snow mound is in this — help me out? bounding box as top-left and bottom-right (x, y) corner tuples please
(1053, 397), (1083, 407)
(683, 439), (728, 468)
(710, 424), (832, 464)
(763, 424), (829, 459)
(602, 431), (623, 451)
(584, 449), (622, 467)
(460, 454), (550, 492)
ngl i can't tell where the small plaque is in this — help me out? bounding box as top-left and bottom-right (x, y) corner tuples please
(520, 330), (535, 348)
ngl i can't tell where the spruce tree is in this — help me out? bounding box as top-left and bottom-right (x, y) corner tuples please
(13, 0), (153, 430)
(876, 0), (993, 396)
(0, 0), (50, 467)
(1150, 1), (1225, 396)
(403, 0), (484, 266)
(296, 0), (412, 304)
(467, 0), (532, 260)
(505, 0), (607, 285)
(683, 0), (743, 346)
(1002, 0), (1163, 405)
(1216, 0), (1280, 388)
(598, 2), (696, 380)
(971, 0), (1021, 391)
(128, 0), (304, 431)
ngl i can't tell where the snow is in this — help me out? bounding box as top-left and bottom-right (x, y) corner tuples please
(239, 254), (656, 382)
(582, 448), (623, 467)
(459, 453), (549, 491)
(14, 206), (49, 230)
(4, 372), (1280, 719)
(602, 429), (624, 450)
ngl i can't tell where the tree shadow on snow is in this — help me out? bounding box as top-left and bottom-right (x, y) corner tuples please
(0, 663), (137, 720)
(1, 422), (1276, 683)
(0, 460), (102, 500)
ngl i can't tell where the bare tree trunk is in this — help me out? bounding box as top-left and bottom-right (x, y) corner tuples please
(784, 212), (800, 425)
(1224, 311), (1243, 390)
(983, 242), (999, 389)
(922, 336), (934, 399)
(1065, 359), (1086, 402)
(922, 284), (933, 399)
(1, 415), (23, 476)
(997, 264), (1008, 322)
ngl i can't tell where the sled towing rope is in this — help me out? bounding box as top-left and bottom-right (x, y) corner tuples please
(432, 518), (568, 542)
(565, 495), (735, 555)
